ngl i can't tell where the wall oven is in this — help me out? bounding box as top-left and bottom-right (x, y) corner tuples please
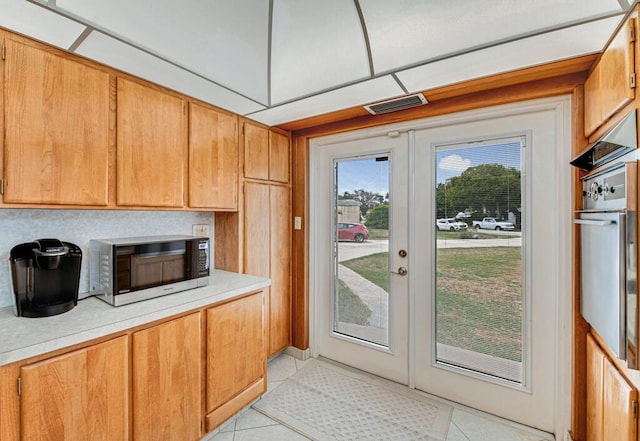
(575, 161), (638, 368)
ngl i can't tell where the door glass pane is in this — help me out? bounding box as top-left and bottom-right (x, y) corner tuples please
(333, 156), (390, 347)
(435, 140), (524, 384)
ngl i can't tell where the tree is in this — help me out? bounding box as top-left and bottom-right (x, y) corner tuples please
(436, 164), (521, 220)
(364, 204), (389, 229)
(339, 189), (386, 218)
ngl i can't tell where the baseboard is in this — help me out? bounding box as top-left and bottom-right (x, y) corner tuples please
(285, 346), (311, 361)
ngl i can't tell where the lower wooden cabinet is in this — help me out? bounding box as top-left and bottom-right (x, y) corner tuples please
(586, 333), (638, 441)
(19, 336), (129, 441)
(0, 291), (267, 441)
(205, 291), (266, 431)
(132, 313), (202, 441)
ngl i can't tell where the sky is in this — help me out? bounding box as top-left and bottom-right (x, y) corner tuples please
(334, 141), (521, 195)
(336, 157), (389, 196)
(436, 142), (522, 184)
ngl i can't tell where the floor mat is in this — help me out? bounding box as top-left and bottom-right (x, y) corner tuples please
(254, 359), (452, 441)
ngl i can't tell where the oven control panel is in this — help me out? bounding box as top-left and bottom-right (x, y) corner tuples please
(582, 166), (626, 210)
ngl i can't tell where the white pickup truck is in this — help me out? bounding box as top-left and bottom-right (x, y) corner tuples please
(472, 217), (515, 231)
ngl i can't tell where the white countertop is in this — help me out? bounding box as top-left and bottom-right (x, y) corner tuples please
(0, 270), (270, 366)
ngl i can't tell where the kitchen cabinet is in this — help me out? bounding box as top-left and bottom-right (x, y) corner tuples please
(269, 130), (290, 183)
(132, 312), (202, 441)
(116, 78), (187, 207)
(2, 35), (111, 206)
(0, 278), (268, 441)
(205, 291), (266, 431)
(189, 103), (239, 209)
(244, 182), (291, 355)
(586, 333), (638, 441)
(269, 185), (292, 353)
(584, 16), (636, 137)
(19, 336), (129, 441)
(243, 121), (290, 184)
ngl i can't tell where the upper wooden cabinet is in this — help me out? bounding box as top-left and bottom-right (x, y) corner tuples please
(189, 103), (238, 209)
(116, 78), (187, 207)
(244, 122), (270, 181)
(269, 131), (290, 183)
(3, 36), (111, 206)
(19, 336), (129, 441)
(132, 313), (202, 441)
(584, 17), (636, 137)
(243, 121), (290, 183)
(586, 333), (638, 441)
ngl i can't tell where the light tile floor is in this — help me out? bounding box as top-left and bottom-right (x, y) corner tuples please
(204, 354), (554, 441)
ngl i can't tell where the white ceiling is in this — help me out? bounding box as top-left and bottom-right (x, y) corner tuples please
(0, 0), (630, 126)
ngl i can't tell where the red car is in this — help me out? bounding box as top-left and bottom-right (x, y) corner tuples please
(338, 222), (369, 242)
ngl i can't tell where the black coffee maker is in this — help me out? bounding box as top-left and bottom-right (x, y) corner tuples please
(9, 239), (82, 318)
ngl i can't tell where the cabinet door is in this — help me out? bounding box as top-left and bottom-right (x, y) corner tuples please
(269, 131), (290, 183)
(4, 38), (110, 205)
(132, 313), (201, 441)
(117, 78), (187, 207)
(269, 185), (291, 354)
(20, 336), (129, 441)
(189, 103), (238, 209)
(587, 333), (639, 441)
(243, 122), (269, 181)
(206, 292), (265, 412)
(244, 182), (271, 279)
(584, 17), (636, 137)
(603, 357), (637, 441)
(586, 333), (604, 441)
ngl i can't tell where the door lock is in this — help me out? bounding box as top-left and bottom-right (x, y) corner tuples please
(391, 267), (408, 276)
(398, 249), (407, 258)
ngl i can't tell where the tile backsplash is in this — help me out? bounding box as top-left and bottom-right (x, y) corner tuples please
(0, 209), (214, 308)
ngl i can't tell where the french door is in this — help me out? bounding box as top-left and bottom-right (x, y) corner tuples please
(311, 133), (410, 384)
(310, 97), (571, 433)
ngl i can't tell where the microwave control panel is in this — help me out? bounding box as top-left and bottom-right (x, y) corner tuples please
(197, 239), (210, 276)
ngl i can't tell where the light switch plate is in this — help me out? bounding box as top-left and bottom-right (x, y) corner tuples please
(294, 216), (302, 230)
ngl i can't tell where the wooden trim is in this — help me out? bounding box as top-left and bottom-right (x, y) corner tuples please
(278, 56), (596, 133)
(0, 32), (4, 201)
(204, 377), (266, 433)
(291, 73), (587, 139)
(571, 85), (590, 441)
(291, 135), (309, 350)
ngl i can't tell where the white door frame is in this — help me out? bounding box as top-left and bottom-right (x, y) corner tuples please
(308, 95), (572, 440)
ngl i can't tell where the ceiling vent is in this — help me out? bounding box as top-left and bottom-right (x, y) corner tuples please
(364, 93), (428, 115)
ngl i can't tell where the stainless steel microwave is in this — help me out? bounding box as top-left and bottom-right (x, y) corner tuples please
(90, 235), (210, 306)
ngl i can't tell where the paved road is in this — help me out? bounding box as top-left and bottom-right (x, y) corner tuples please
(338, 236), (521, 262)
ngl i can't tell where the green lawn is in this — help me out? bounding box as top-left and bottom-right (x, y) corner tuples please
(436, 230), (505, 240)
(367, 228), (389, 240)
(342, 252), (389, 291)
(336, 279), (372, 325)
(341, 247), (522, 362)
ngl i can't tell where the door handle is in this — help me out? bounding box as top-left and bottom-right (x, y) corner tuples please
(391, 267), (408, 276)
(574, 219), (614, 226)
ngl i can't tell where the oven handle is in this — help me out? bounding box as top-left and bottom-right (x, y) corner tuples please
(574, 219), (615, 227)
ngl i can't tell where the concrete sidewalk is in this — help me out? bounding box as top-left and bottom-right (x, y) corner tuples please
(337, 264), (389, 346)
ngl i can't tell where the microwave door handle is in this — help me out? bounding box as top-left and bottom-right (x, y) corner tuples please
(574, 219), (615, 226)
